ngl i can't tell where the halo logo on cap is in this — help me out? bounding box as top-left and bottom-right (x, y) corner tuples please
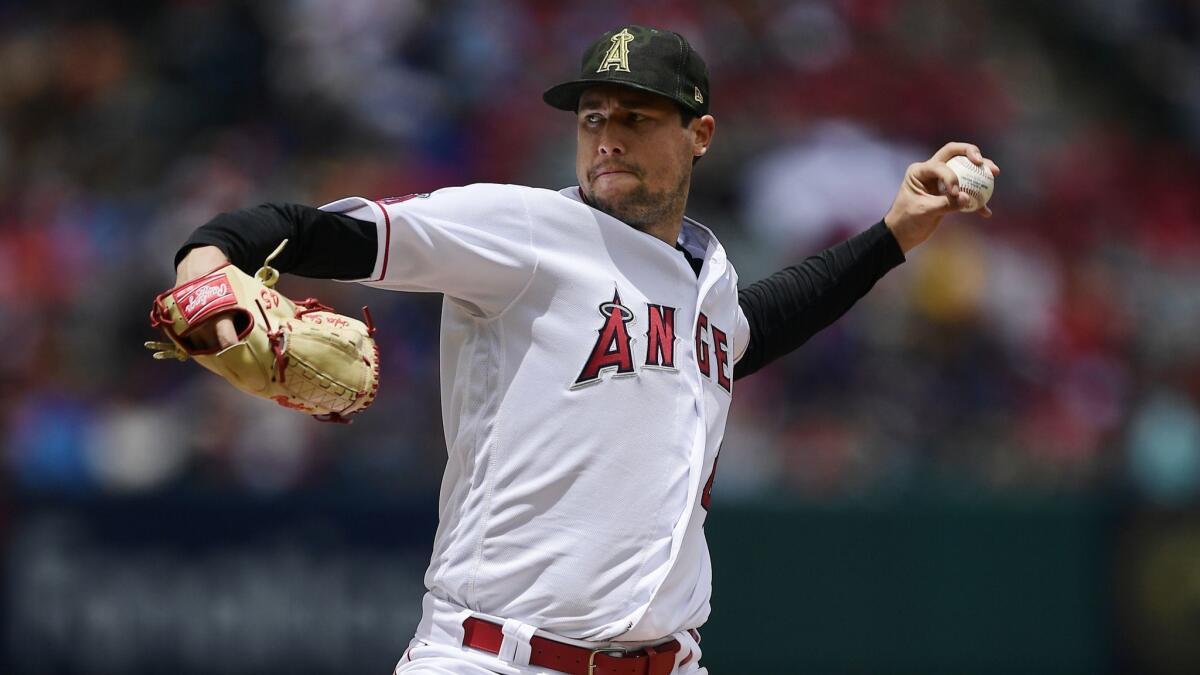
(544, 25), (710, 116)
(596, 28), (635, 73)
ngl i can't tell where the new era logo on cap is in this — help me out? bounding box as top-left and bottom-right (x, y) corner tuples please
(544, 25), (711, 116)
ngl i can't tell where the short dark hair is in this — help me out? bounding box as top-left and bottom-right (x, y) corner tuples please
(678, 104), (697, 128)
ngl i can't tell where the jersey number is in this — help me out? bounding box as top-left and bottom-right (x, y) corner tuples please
(701, 450), (720, 511)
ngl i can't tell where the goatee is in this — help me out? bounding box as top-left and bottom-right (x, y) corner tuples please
(586, 172), (690, 232)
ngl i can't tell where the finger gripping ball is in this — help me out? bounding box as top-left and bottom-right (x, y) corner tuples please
(947, 155), (995, 212)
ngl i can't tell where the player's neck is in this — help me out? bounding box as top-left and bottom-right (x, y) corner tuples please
(640, 181), (690, 247)
(642, 218), (684, 248)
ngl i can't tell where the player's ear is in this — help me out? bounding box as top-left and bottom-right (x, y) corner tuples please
(691, 115), (715, 159)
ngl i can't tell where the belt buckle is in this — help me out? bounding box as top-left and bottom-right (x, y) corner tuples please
(587, 647), (628, 675)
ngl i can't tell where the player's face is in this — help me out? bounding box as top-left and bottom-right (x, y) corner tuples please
(576, 85), (711, 231)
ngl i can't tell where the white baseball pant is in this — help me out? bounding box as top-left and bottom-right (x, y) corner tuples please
(393, 593), (707, 675)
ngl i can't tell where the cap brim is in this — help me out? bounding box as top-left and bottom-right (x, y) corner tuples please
(543, 80), (594, 111)
(542, 77), (702, 114)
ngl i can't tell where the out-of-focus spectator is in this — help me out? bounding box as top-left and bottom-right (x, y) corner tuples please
(1128, 389), (1200, 505)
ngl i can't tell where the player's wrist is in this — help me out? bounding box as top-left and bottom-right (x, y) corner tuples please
(882, 210), (926, 255)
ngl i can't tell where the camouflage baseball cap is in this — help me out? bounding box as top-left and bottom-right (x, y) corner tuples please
(543, 25), (710, 117)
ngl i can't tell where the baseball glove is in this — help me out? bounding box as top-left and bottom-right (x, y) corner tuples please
(145, 240), (380, 423)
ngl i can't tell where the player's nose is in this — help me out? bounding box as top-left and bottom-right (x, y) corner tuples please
(598, 142), (624, 156)
(597, 126), (625, 156)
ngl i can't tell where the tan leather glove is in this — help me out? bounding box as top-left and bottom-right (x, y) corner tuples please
(146, 241), (380, 423)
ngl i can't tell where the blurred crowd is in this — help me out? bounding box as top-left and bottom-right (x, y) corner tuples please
(3, 0), (1200, 505)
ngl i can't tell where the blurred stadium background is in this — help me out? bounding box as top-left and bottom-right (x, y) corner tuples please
(3, 0), (1200, 673)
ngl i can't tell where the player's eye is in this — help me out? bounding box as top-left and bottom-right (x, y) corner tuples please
(582, 113), (604, 125)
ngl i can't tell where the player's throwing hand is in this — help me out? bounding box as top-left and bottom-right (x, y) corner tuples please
(883, 142), (1000, 253)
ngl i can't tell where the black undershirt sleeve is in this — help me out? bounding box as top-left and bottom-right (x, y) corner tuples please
(733, 220), (906, 380)
(174, 203), (377, 280)
(178, 205), (899, 378)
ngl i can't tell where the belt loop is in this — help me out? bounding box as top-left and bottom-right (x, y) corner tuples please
(499, 618), (537, 665)
(674, 628), (702, 670)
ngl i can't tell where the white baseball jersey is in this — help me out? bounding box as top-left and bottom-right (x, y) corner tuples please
(322, 183), (751, 642)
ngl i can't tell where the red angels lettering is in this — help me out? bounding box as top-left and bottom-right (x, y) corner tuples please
(570, 294), (731, 393)
(711, 326), (731, 392)
(694, 313), (711, 376)
(644, 304), (677, 369)
(573, 290), (636, 387)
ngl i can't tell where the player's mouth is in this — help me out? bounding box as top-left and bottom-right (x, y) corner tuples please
(590, 164), (640, 182)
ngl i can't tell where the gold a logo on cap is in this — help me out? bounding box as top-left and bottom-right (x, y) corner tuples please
(597, 28), (635, 73)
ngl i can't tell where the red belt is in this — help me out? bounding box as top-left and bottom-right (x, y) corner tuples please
(461, 617), (686, 675)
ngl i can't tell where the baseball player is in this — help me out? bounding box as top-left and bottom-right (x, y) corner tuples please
(171, 25), (998, 675)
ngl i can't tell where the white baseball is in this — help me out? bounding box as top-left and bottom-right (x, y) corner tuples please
(945, 155), (994, 212)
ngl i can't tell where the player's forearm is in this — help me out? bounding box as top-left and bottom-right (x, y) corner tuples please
(733, 220), (905, 379)
(175, 203), (377, 280)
